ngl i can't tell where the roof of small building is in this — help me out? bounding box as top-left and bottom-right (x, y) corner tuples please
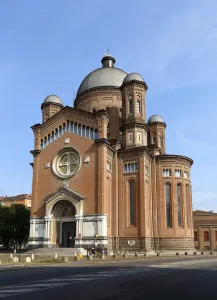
(43, 95), (63, 105)
(148, 114), (165, 124)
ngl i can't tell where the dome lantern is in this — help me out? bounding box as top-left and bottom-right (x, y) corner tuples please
(101, 50), (116, 68)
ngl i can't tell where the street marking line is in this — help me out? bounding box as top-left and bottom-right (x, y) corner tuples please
(0, 267), (151, 298)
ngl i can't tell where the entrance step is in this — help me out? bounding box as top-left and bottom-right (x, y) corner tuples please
(26, 247), (87, 256)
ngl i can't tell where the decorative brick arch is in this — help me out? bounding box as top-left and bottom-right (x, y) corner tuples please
(43, 186), (85, 217)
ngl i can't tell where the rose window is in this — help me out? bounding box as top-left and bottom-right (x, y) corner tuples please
(52, 148), (80, 179)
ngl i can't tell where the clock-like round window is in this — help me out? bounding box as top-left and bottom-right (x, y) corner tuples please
(52, 147), (81, 179)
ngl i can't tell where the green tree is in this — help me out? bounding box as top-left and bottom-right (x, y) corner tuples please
(0, 204), (30, 250)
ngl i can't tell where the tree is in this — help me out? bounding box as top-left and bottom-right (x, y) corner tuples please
(0, 204), (30, 250)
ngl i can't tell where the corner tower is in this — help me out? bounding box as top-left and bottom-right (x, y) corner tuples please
(121, 73), (148, 148)
(41, 95), (64, 123)
(148, 115), (166, 154)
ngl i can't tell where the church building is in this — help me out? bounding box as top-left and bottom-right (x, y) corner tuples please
(29, 53), (194, 252)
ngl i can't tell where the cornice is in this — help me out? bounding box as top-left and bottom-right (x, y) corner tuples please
(148, 121), (167, 129)
(155, 154), (193, 166)
(95, 138), (111, 147)
(30, 149), (41, 157)
(41, 102), (64, 110)
(118, 146), (153, 159)
(120, 80), (148, 91)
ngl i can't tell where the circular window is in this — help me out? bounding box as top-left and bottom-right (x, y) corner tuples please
(52, 147), (81, 179)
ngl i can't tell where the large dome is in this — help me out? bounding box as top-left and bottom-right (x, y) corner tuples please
(77, 54), (127, 96)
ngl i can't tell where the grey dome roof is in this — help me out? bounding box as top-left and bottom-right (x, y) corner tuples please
(123, 72), (144, 83)
(148, 115), (165, 124)
(77, 67), (127, 96)
(43, 95), (63, 105)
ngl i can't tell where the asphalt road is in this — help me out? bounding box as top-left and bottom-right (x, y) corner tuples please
(1, 256), (217, 299)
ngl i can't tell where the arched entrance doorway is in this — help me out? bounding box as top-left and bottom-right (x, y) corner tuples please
(52, 200), (76, 248)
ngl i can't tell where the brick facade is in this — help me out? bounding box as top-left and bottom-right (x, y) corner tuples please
(29, 54), (194, 251)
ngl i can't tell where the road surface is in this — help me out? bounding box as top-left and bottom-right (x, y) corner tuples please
(0, 256), (217, 299)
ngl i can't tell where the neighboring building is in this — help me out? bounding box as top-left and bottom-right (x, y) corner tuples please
(193, 210), (217, 250)
(29, 53), (194, 251)
(0, 194), (32, 208)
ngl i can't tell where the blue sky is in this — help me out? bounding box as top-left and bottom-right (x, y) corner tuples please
(0, 0), (217, 211)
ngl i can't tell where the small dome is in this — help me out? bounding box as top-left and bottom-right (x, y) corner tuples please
(43, 95), (63, 105)
(148, 115), (165, 124)
(123, 73), (144, 83)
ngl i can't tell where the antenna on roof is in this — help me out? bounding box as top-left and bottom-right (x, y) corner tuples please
(73, 90), (75, 105)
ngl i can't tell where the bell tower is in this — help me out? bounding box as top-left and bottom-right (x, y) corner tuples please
(121, 73), (148, 149)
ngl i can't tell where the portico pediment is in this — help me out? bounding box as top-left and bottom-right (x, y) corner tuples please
(43, 186), (85, 216)
(43, 186), (85, 204)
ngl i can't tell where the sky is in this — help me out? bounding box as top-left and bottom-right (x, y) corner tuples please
(0, 0), (217, 212)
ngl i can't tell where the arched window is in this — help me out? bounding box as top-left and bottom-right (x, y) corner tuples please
(78, 124), (81, 135)
(129, 96), (133, 115)
(70, 122), (74, 132)
(82, 125), (86, 136)
(55, 129), (58, 140)
(165, 183), (172, 227)
(177, 184), (182, 227)
(90, 128), (94, 139)
(136, 101), (141, 114)
(40, 139), (44, 149)
(129, 181), (136, 225)
(86, 127), (90, 138)
(186, 185), (189, 227)
(94, 129), (98, 139)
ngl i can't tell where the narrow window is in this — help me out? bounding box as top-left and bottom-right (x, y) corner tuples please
(186, 185), (189, 227)
(194, 232), (198, 241)
(94, 129), (98, 139)
(51, 132), (54, 143)
(62, 123), (66, 133)
(74, 123), (78, 134)
(159, 135), (162, 148)
(165, 183), (172, 227)
(136, 101), (141, 114)
(129, 132), (133, 143)
(184, 171), (189, 179)
(55, 129), (58, 139)
(153, 136), (156, 144)
(129, 98), (133, 115)
(90, 128), (94, 139)
(86, 127), (90, 138)
(70, 122), (74, 132)
(44, 137), (47, 147)
(82, 125), (86, 136)
(204, 231), (209, 241)
(47, 134), (50, 144)
(78, 124), (81, 135)
(129, 181), (135, 225)
(124, 164), (127, 173)
(177, 184), (182, 227)
(40, 139), (43, 149)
